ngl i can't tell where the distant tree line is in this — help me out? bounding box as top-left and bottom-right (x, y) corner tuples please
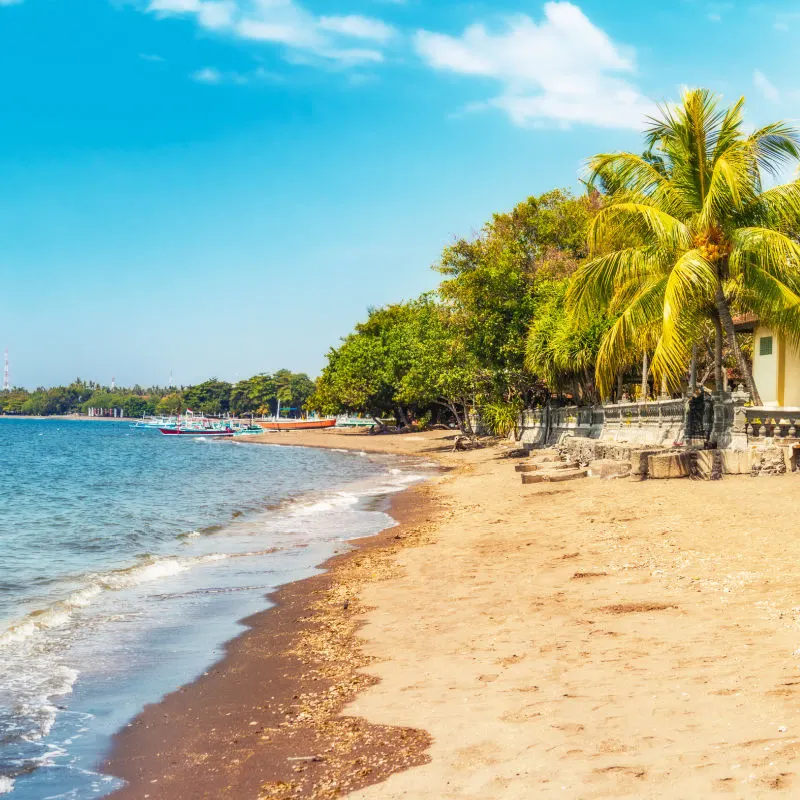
(0, 369), (315, 418)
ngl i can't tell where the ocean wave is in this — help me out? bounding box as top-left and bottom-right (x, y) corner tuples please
(0, 554), (229, 649)
(290, 492), (360, 517)
(14, 666), (78, 740)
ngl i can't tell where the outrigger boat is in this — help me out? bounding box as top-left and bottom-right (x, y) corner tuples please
(132, 415), (178, 429)
(258, 418), (336, 431)
(160, 425), (235, 437)
(159, 410), (235, 437)
(232, 424), (267, 436)
(256, 397), (336, 431)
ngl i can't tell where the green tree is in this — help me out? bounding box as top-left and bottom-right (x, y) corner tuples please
(569, 88), (800, 402)
(525, 281), (611, 402)
(183, 379), (232, 416)
(437, 189), (597, 407)
(156, 392), (184, 415)
(312, 333), (395, 426)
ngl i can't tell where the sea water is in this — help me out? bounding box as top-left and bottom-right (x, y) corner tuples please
(0, 419), (431, 799)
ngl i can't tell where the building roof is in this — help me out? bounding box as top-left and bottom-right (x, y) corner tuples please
(732, 312), (758, 332)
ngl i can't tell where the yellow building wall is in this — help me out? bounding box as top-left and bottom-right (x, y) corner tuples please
(753, 325), (780, 406)
(782, 336), (800, 407)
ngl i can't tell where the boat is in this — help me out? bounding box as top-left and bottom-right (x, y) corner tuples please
(232, 424), (267, 437)
(160, 426), (235, 436)
(132, 415), (178, 429)
(159, 411), (235, 437)
(258, 418), (337, 431)
(335, 416), (381, 428)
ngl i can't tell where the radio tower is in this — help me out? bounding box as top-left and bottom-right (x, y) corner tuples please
(3, 349), (9, 392)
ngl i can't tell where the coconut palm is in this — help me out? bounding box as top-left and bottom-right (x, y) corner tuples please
(568, 88), (800, 404)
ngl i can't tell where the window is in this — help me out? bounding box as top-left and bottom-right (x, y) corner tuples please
(759, 336), (774, 357)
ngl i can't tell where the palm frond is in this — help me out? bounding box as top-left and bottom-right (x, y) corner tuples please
(567, 246), (665, 319)
(651, 250), (715, 390)
(588, 202), (691, 253)
(747, 121), (800, 178)
(586, 152), (686, 215)
(650, 302), (705, 392)
(746, 182), (800, 228)
(739, 269), (800, 349)
(731, 227), (800, 291)
(711, 96), (745, 165)
(595, 277), (667, 398)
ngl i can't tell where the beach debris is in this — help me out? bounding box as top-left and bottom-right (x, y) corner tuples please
(601, 602), (677, 615)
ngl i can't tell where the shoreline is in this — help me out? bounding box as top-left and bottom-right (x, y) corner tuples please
(103, 433), (455, 799)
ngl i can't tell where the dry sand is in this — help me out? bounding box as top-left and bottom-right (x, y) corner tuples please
(110, 428), (800, 798)
(267, 430), (800, 798)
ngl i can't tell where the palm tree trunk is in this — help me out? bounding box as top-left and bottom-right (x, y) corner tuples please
(640, 351), (649, 400)
(714, 284), (761, 404)
(689, 344), (697, 394)
(713, 312), (724, 392)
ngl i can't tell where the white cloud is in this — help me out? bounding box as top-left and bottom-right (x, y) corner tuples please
(754, 69), (780, 103)
(144, 0), (396, 67)
(190, 64), (284, 84)
(236, 18), (318, 47)
(191, 66), (223, 83)
(149, 0), (200, 11)
(198, 0), (235, 29)
(414, 2), (654, 130)
(318, 15), (395, 43)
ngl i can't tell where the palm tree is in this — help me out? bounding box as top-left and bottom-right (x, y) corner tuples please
(568, 88), (800, 404)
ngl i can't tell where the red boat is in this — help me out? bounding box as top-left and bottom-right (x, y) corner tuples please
(258, 418), (337, 431)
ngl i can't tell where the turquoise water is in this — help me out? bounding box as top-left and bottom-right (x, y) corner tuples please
(0, 419), (430, 798)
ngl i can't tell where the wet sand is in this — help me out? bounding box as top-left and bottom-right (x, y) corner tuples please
(108, 430), (800, 798)
(104, 483), (438, 800)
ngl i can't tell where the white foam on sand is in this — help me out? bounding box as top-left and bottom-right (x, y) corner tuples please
(290, 492), (360, 517)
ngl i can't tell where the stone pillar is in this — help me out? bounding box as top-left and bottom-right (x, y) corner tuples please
(730, 384), (750, 451)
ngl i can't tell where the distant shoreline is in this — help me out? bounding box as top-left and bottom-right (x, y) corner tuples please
(0, 414), (135, 421)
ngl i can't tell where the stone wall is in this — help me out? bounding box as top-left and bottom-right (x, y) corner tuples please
(517, 398), (686, 448)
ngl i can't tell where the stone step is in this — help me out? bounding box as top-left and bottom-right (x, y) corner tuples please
(522, 468), (588, 484)
(516, 461), (577, 473)
(587, 459), (632, 480)
(531, 455), (562, 464)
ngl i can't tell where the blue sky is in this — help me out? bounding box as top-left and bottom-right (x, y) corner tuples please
(0, 0), (798, 388)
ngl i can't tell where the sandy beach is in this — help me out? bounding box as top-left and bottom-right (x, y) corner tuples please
(107, 429), (800, 798)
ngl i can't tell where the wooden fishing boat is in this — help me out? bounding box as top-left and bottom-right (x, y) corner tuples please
(159, 426), (235, 437)
(258, 418), (337, 431)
